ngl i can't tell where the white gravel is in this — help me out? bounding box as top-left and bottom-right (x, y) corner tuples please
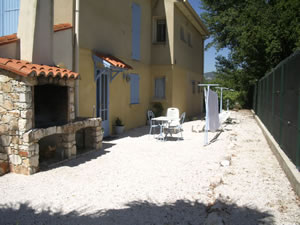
(0, 110), (299, 225)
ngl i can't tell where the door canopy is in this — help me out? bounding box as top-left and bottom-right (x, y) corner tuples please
(92, 52), (132, 82)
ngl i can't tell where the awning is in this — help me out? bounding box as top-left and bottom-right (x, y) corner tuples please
(92, 52), (132, 82)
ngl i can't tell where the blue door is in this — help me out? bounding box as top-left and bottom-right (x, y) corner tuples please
(96, 71), (109, 137)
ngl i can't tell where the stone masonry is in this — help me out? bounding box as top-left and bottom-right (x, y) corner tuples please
(0, 70), (103, 176)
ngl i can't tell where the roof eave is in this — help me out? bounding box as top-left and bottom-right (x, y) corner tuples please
(175, 0), (210, 38)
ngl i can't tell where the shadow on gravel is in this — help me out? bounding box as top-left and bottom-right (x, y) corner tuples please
(0, 199), (273, 225)
(39, 142), (115, 172)
(119, 126), (151, 138)
(104, 126), (154, 141)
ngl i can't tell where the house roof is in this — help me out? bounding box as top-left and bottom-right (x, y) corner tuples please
(0, 58), (79, 79)
(0, 23), (72, 46)
(53, 23), (73, 32)
(0, 33), (19, 46)
(175, 0), (209, 37)
(94, 52), (133, 70)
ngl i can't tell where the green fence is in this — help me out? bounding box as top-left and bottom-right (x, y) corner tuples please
(253, 50), (300, 169)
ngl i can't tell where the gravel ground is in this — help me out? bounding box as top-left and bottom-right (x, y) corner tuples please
(0, 110), (299, 225)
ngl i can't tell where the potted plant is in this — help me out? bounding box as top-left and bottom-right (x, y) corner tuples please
(114, 117), (125, 135)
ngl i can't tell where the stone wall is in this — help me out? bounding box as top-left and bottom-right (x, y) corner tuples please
(0, 70), (103, 176)
(23, 118), (102, 160)
(0, 71), (34, 175)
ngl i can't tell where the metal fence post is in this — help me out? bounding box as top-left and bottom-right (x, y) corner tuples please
(272, 71), (275, 134)
(258, 81), (261, 116)
(266, 76), (270, 128)
(298, 83), (300, 168)
(279, 64), (285, 146)
(253, 83), (257, 112)
(262, 77), (266, 122)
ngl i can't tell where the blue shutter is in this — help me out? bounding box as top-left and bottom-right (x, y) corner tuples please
(0, 0), (3, 36)
(130, 74), (140, 104)
(2, 0), (20, 36)
(132, 3), (141, 60)
(135, 75), (140, 103)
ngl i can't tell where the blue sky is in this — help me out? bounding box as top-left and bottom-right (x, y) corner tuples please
(188, 0), (230, 73)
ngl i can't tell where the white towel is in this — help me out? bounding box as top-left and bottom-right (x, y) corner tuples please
(207, 89), (220, 131)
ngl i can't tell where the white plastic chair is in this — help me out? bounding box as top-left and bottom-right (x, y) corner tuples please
(164, 112), (186, 140)
(148, 110), (159, 135)
(166, 107), (180, 121)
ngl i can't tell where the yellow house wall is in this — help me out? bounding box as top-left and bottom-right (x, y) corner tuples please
(173, 5), (204, 74)
(78, 0), (153, 134)
(151, 0), (172, 65)
(171, 5), (204, 117)
(150, 65), (173, 115)
(79, 49), (152, 134)
(150, 1), (205, 117)
(79, 0), (151, 64)
(110, 60), (151, 131)
(77, 0), (206, 134)
(150, 64), (203, 117)
(171, 65), (204, 117)
(78, 48), (96, 117)
(171, 66), (188, 115)
(172, 66), (204, 117)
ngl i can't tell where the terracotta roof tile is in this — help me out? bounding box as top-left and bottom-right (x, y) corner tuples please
(0, 58), (79, 79)
(0, 23), (71, 47)
(0, 33), (19, 46)
(95, 52), (133, 70)
(53, 23), (73, 32)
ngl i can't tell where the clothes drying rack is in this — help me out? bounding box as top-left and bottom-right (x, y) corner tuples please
(198, 84), (219, 146)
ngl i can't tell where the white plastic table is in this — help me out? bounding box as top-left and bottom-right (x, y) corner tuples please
(151, 116), (171, 140)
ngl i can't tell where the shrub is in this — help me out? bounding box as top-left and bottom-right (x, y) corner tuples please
(152, 102), (164, 117)
(115, 117), (124, 126)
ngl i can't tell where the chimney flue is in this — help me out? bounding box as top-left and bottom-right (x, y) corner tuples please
(18, 0), (54, 65)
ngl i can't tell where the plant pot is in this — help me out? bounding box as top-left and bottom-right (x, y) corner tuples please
(114, 125), (125, 135)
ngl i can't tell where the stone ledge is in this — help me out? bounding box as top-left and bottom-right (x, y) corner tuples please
(23, 117), (102, 142)
(252, 110), (300, 197)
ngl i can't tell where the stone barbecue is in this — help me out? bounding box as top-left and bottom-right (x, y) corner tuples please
(0, 64), (103, 176)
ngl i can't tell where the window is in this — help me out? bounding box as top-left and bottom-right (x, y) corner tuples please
(192, 80), (195, 94)
(187, 32), (192, 47)
(197, 82), (201, 93)
(156, 19), (166, 42)
(132, 3), (141, 60)
(154, 77), (165, 99)
(0, 0), (20, 36)
(153, 17), (166, 43)
(180, 26), (185, 42)
(130, 74), (140, 104)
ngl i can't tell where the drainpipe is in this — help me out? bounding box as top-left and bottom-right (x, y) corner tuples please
(74, 0), (80, 117)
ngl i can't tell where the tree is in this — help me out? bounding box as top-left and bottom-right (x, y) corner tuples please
(201, 0), (300, 107)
